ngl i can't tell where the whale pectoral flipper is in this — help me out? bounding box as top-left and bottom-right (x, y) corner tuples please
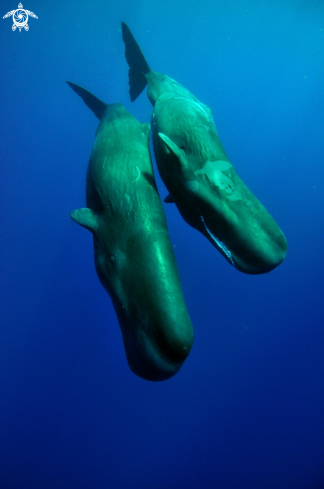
(158, 133), (182, 158)
(121, 22), (151, 102)
(71, 208), (98, 233)
(66, 82), (108, 120)
(158, 132), (189, 168)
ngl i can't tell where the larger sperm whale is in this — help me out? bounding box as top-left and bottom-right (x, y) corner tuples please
(121, 22), (287, 275)
(67, 82), (193, 381)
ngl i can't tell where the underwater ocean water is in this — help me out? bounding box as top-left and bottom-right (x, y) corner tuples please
(1, 0), (324, 487)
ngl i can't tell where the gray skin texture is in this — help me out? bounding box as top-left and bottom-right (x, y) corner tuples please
(71, 100), (194, 381)
(147, 72), (288, 274)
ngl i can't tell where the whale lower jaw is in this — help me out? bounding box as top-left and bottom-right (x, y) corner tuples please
(117, 320), (186, 381)
(124, 332), (184, 381)
(127, 347), (183, 382)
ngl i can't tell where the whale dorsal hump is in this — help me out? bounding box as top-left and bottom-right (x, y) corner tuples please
(66, 81), (108, 120)
(141, 122), (150, 137)
(71, 208), (98, 234)
(121, 22), (151, 102)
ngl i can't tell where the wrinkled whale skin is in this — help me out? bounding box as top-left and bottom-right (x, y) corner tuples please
(68, 82), (193, 381)
(121, 23), (288, 274)
(148, 72), (288, 274)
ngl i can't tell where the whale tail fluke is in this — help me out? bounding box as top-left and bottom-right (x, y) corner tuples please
(66, 81), (108, 120)
(121, 22), (151, 102)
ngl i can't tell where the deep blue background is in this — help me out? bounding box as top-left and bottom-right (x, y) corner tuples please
(1, 1), (324, 488)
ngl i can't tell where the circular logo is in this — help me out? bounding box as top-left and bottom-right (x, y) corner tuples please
(13, 8), (28, 28)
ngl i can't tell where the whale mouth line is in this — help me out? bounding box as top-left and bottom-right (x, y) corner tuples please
(200, 215), (234, 266)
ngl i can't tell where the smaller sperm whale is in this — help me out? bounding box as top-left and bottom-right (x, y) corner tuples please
(121, 22), (287, 274)
(67, 81), (193, 381)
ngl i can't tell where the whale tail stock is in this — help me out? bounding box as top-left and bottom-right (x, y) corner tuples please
(121, 22), (151, 102)
(66, 81), (108, 120)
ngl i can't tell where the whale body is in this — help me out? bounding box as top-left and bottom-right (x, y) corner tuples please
(67, 82), (194, 381)
(121, 22), (288, 275)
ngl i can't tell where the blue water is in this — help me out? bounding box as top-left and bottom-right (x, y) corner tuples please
(1, 1), (324, 488)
